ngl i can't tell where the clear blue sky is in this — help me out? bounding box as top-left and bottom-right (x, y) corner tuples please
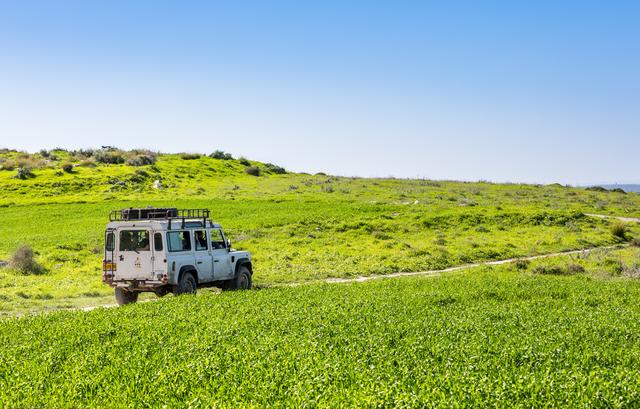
(0, 1), (638, 184)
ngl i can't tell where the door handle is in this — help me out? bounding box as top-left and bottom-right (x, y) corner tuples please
(197, 261), (203, 264)
(214, 260), (219, 263)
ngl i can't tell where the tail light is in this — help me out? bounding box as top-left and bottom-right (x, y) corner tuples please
(103, 261), (117, 271)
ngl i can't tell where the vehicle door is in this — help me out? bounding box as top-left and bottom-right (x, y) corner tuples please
(210, 229), (233, 279)
(151, 231), (167, 278)
(193, 229), (214, 282)
(115, 228), (154, 280)
(166, 230), (196, 280)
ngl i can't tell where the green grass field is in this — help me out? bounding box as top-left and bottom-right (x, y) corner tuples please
(2, 249), (640, 407)
(1, 148), (640, 406)
(1, 148), (639, 314)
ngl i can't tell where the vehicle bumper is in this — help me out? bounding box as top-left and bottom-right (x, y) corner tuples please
(103, 272), (169, 290)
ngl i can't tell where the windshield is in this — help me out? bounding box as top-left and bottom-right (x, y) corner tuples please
(119, 230), (150, 252)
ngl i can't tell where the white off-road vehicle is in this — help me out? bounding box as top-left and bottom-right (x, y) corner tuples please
(103, 208), (252, 305)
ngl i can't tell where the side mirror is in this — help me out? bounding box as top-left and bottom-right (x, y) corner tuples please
(226, 239), (232, 249)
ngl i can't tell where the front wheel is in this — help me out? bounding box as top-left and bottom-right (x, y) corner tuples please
(115, 288), (139, 306)
(173, 272), (197, 296)
(228, 266), (252, 290)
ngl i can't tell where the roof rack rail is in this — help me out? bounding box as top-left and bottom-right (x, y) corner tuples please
(109, 208), (211, 229)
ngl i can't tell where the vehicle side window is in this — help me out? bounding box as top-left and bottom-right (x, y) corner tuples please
(211, 229), (226, 250)
(194, 230), (208, 251)
(167, 231), (191, 252)
(119, 230), (150, 252)
(154, 233), (163, 251)
(105, 232), (115, 251)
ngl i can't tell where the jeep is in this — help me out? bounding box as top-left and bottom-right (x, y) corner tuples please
(103, 208), (252, 305)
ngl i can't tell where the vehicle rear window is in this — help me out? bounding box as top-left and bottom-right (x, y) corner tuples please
(105, 232), (115, 251)
(167, 231), (191, 252)
(119, 230), (150, 252)
(154, 233), (163, 251)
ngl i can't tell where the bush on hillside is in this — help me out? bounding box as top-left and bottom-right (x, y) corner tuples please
(78, 158), (97, 167)
(238, 157), (251, 166)
(95, 150), (126, 164)
(13, 167), (34, 179)
(265, 163), (286, 174)
(9, 245), (44, 275)
(127, 154), (156, 166)
(180, 153), (201, 160)
(245, 166), (261, 176)
(532, 265), (571, 276)
(209, 150), (234, 160)
(62, 163), (74, 173)
(631, 237), (640, 247)
(610, 222), (628, 241)
(0, 159), (15, 170)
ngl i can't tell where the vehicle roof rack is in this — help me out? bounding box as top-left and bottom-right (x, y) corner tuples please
(109, 208), (211, 229)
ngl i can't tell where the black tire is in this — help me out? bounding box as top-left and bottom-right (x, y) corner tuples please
(115, 288), (139, 306)
(174, 272), (197, 295)
(154, 287), (170, 298)
(229, 265), (252, 290)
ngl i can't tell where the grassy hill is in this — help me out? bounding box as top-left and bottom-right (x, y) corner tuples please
(2, 148), (640, 406)
(1, 147), (640, 314)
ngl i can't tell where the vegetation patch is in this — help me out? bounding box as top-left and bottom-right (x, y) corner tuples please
(1, 267), (640, 406)
(8, 245), (44, 275)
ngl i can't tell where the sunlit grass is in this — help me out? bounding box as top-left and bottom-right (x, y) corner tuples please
(1, 150), (639, 314)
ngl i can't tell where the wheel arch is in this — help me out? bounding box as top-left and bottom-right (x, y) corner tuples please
(178, 265), (198, 284)
(235, 258), (252, 275)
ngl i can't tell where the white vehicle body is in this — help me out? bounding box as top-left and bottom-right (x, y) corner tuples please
(102, 208), (252, 299)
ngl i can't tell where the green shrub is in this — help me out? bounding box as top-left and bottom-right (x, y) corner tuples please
(180, 153), (201, 160)
(238, 157), (251, 166)
(62, 163), (74, 173)
(9, 245), (44, 275)
(126, 154), (156, 166)
(265, 163), (286, 174)
(514, 259), (529, 270)
(94, 150), (125, 164)
(566, 263), (585, 274)
(532, 265), (570, 275)
(602, 258), (624, 276)
(610, 222), (628, 241)
(209, 150), (233, 160)
(13, 167), (34, 179)
(245, 166), (261, 176)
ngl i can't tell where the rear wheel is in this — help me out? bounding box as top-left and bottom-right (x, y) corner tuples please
(174, 272), (197, 295)
(115, 288), (139, 305)
(228, 265), (252, 290)
(154, 287), (170, 298)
